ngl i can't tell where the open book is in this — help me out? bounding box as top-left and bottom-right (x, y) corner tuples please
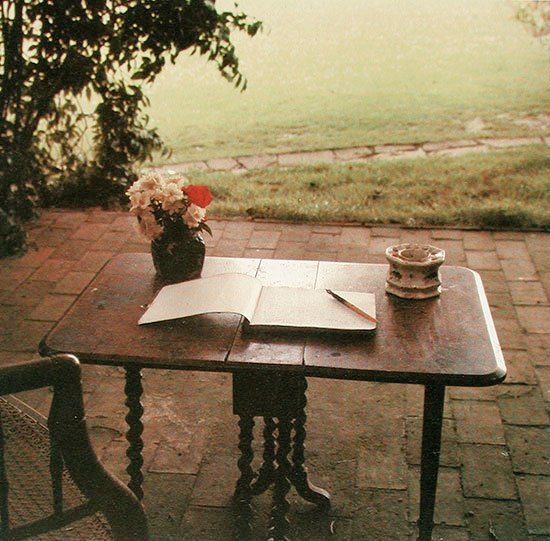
(138, 273), (376, 332)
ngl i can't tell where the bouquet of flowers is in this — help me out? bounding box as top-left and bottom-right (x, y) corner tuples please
(126, 173), (213, 241)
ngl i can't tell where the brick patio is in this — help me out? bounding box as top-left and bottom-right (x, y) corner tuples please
(0, 209), (548, 540)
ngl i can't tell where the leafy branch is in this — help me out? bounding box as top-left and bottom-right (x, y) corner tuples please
(0, 0), (261, 256)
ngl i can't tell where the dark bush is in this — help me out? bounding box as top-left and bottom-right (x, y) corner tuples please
(0, 0), (261, 256)
(0, 208), (26, 257)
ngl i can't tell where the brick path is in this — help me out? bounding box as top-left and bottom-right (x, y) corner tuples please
(0, 209), (548, 540)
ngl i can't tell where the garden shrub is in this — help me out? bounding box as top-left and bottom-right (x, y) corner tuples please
(0, 0), (261, 256)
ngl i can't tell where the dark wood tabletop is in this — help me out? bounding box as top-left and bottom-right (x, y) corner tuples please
(41, 253), (506, 387)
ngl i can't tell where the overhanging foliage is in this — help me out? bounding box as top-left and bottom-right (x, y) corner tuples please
(0, 0), (260, 255)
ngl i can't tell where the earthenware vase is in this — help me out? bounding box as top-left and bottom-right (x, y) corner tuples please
(385, 243), (445, 299)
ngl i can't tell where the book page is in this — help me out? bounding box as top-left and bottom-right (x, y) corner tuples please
(250, 287), (376, 331)
(138, 273), (262, 325)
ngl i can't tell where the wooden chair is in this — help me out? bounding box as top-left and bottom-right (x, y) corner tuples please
(0, 355), (148, 540)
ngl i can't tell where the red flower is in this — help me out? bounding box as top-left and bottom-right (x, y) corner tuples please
(182, 185), (213, 208)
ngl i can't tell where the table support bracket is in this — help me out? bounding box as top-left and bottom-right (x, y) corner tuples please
(232, 372), (330, 541)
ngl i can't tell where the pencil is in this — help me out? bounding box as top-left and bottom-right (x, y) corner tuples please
(326, 289), (377, 324)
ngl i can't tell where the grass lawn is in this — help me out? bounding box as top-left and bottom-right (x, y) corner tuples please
(187, 145), (549, 230)
(147, 0), (549, 164)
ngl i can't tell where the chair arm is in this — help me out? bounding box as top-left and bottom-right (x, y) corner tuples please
(0, 354), (81, 395)
(0, 355), (149, 540)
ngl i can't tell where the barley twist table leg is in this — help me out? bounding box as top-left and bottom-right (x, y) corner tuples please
(250, 416), (276, 496)
(268, 417), (292, 541)
(234, 415), (255, 540)
(290, 377), (330, 511)
(124, 366), (144, 500)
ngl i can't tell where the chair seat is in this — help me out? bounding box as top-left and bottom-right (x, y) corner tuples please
(0, 396), (113, 540)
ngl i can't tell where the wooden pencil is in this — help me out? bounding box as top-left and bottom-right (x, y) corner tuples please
(325, 289), (377, 324)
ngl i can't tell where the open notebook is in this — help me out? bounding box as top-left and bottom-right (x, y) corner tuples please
(139, 273), (376, 332)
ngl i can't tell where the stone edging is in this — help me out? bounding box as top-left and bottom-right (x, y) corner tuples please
(152, 136), (548, 175)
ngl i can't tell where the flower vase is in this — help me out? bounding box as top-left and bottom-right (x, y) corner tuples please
(151, 229), (205, 283)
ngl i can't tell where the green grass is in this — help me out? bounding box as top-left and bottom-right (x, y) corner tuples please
(147, 0), (550, 164)
(187, 146), (550, 230)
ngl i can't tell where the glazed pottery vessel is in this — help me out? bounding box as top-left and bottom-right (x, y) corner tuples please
(385, 243), (445, 299)
(151, 228), (205, 283)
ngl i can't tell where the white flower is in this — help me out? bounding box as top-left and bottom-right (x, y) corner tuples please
(183, 203), (206, 229)
(138, 173), (163, 192)
(128, 190), (152, 212)
(159, 180), (185, 213)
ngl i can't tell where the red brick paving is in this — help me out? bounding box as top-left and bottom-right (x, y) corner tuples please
(0, 208), (548, 540)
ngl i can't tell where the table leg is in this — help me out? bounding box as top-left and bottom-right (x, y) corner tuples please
(418, 383), (445, 541)
(0, 416), (10, 533)
(269, 417), (292, 541)
(124, 366), (144, 500)
(250, 416), (276, 496)
(234, 415), (255, 540)
(290, 378), (330, 511)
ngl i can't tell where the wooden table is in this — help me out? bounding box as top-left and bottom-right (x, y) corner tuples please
(40, 254), (506, 541)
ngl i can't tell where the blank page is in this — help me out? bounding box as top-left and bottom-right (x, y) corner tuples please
(139, 273), (262, 325)
(251, 287), (376, 331)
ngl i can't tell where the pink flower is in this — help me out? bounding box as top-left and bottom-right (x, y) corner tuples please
(182, 185), (213, 208)
(183, 204), (207, 229)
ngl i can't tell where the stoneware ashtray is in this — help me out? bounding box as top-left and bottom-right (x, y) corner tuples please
(385, 243), (446, 299)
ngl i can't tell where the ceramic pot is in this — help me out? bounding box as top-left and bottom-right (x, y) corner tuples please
(151, 228), (205, 282)
(385, 243), (445, 299)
